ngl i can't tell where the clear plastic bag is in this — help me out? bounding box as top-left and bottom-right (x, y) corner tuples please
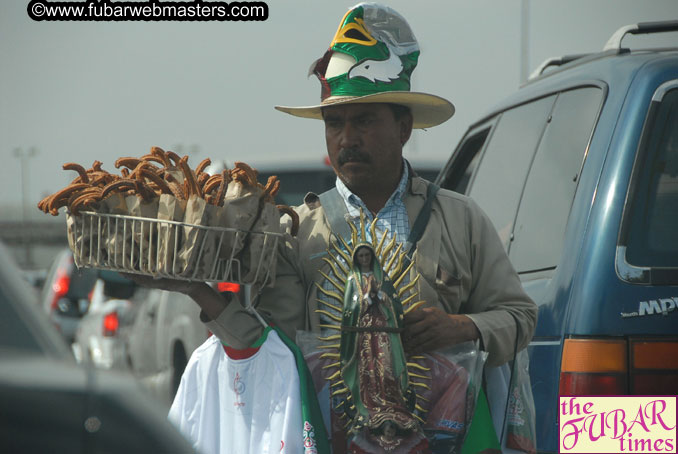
(505, 349), (536, 454)
(485, 348), (537, 454)
(297, 330), (487, 453)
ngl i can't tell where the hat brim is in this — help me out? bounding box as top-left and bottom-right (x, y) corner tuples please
(275, 91), (454, 129)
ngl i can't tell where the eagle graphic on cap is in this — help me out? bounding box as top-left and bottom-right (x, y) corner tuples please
(348, 48), (403, 83)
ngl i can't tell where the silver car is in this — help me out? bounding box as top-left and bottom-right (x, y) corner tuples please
(75, 270), (209, 405)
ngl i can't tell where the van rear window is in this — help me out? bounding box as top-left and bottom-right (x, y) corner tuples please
(467, 95), (557, 249)
(509, 87), (603, 273)
(625, 86), (678, 268)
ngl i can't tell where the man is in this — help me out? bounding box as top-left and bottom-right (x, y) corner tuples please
(151, 3), (536, 452)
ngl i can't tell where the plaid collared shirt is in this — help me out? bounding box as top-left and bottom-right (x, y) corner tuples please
(335, 160), (411, 244)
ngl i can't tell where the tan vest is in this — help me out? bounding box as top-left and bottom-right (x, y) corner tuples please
(206, 176), (537, 367)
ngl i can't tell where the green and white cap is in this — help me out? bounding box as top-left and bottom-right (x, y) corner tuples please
(275, 3), (455, 129)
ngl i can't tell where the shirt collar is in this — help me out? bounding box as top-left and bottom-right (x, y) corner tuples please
(335, 159), (410, 213)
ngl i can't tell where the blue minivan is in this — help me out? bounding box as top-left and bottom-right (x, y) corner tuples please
(436, 21), (678, 453)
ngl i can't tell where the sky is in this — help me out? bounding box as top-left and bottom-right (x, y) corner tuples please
(1, 0), (677, 221)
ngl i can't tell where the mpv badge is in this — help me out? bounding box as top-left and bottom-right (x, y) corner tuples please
(621, 297), (678, 318)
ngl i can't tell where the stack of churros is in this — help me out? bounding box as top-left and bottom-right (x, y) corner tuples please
(38, 147), (289, 218)
(37, 147), (298, 284)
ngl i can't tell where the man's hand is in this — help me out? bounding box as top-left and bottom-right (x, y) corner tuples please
(402, 306), (480, 354)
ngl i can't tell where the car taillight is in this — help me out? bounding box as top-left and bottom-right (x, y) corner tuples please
(559, 338), (627, 395)
(560, 337), (678, 396)
(102, 312), (119, 337)
(50, 271), (71, 310)
(217, 282), (240, 293)
(630, 338), (678, 395)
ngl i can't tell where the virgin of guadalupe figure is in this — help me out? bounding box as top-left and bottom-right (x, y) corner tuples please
(339, 242), (420, 446)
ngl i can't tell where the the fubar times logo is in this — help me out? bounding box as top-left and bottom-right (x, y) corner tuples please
(559, 396), (677, 453)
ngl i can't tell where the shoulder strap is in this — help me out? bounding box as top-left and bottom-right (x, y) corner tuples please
(318, 187), (351, 241)
(406, 182), (439, 257)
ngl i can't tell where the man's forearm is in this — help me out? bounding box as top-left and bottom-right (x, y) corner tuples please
(187, 283), (230, 321)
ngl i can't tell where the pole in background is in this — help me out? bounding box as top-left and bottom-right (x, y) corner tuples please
(520, 0), (530, 84)
(13, 146), (39, 268)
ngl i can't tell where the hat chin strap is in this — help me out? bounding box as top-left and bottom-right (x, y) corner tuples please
(325, 52), (356, 79)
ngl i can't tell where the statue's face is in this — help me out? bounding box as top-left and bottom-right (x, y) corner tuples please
(356, 247), (373, 270)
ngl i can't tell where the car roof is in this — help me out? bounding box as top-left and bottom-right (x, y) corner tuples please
(469, 21), (678, 126)
(474, 49), (678, 127)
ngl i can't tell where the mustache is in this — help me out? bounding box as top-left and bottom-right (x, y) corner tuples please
(337, 148), (370, 166)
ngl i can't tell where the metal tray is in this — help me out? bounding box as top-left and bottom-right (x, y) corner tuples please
(67, 211), (281, 285)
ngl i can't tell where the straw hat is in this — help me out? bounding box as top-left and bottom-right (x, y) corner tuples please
(275, 3), (455, 129)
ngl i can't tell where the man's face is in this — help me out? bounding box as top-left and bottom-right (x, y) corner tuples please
(322, 103), (412, 196)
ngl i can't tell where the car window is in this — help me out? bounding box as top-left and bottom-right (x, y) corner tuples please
(67, 267), (98, 299)
(509, 87), (604, 272)
(623, 83), (678, 268)
(439, 126), (491, 194)
(467, 95), (557, 248)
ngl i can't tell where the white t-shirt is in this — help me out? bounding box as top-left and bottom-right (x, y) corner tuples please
(169, 329), (304, 454)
